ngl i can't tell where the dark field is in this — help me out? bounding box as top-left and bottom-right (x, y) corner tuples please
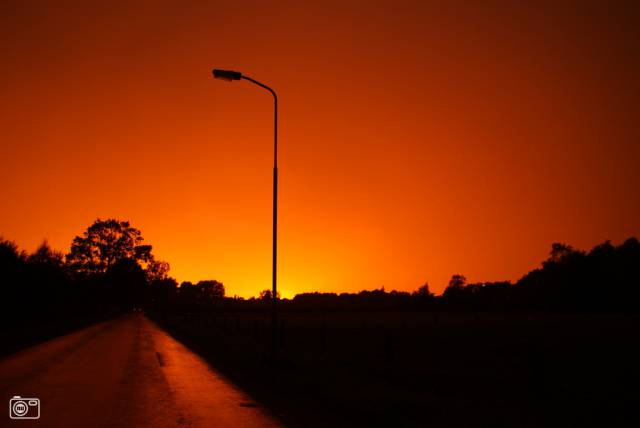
(151, 310), (640, 428)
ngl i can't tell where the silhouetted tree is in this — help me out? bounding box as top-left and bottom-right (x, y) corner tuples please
(0, 238), (26, 323)
(414, 282), (433, 297)
(104, 258), (148, 310)
(548, 242), (576, 264)
(259, 289), (280, 301)
(443, 274), (466, 297)
(196, 280), (225, 301)
(149, 277), (178, 310)
(514, 238), (640, 311)
(25, 241), (69, 313)
(0, 238), (24, 282)
(178, 281), (197, 309)
(28, 240), (64, 267)
(175, 280), (224, 310)
(66, 219), (154, 275)
(449, 274), (467, 288)
(146, 259), (170, 282)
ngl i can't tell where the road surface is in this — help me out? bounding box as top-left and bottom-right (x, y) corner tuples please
(0, 314), (283, 428)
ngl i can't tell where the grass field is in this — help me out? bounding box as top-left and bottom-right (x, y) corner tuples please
(152, 310), (640, 427)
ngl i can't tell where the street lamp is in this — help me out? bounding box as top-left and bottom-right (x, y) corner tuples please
(212, 69), (279, 357)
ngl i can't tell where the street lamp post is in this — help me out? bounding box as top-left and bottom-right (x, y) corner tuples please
(212, 69), (279, 357)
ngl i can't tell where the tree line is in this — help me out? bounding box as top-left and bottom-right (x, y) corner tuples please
(291, 239), (640, 312)
(0, 219), (224, 331)
(1, 219), (639, 325)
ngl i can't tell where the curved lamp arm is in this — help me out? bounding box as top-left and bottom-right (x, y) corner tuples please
(212, 69), (278, 167)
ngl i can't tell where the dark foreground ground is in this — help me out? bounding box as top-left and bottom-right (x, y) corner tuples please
(0, 314), (110, 359)
(151, 310), (640, 428)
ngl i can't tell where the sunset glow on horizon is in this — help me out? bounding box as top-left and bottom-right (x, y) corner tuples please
(1, 1), (639, 298)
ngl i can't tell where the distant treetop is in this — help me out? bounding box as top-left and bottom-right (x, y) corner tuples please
(66, 218), (160, 276)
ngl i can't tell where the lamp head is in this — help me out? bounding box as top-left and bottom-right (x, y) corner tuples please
(212, 69), (243, 81)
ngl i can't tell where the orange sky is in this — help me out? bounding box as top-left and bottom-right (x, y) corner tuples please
(1, 1), (639, 297)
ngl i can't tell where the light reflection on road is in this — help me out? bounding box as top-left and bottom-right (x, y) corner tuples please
(0, 314), (283, 428)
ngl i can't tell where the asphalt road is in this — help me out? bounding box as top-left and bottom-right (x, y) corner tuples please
(0, 314), (283, 428)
